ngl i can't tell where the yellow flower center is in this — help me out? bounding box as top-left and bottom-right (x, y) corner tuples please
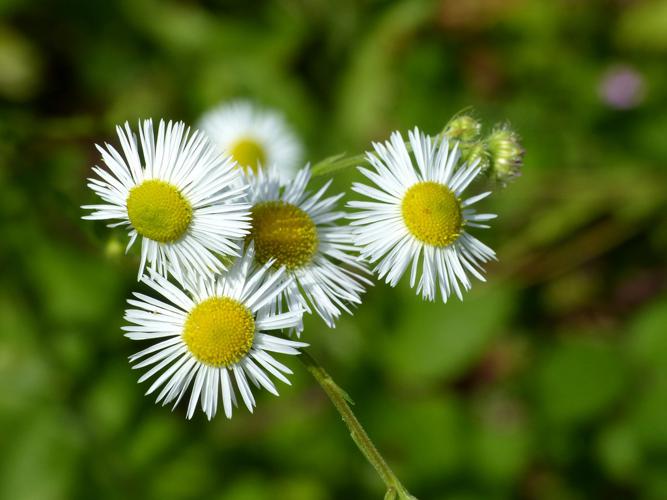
(248, 201), (318, 270)
(229, 137), (267, 173)
(126, 180), (192, 243)
(401, 181), (463, 247)
(182, 297), (255, 367)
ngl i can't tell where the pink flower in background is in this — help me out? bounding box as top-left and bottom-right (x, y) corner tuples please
(599, 65), (645, 109)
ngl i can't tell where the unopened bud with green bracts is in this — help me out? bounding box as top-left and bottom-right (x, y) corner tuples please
(486, 125), (524, 185)
(442, 114), (482, 142)
(461, 141), (491, 174)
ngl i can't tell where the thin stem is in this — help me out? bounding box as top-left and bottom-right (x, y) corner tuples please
(299, 350), (416, 499)
(311, 153), (368, 177)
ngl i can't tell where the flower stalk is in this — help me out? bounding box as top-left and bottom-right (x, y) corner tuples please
(311, 152), (367, 177)
(299, 350), (416, 500)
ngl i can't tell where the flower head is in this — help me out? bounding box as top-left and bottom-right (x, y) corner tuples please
(123, 246), (306, 419)
(82, 119), (250, 280)
(443, 114), (481, 142)
(348, 128), (497, 302)
(246, 166), (370, 331)
(487, 126), (524, 185)
(198, 100), (302, 181)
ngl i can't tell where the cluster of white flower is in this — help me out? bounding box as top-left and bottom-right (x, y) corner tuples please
(83, 100), (498, 420)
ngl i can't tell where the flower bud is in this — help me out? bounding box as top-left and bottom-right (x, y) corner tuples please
(461, 141), (490, 173)
(487, 126), (524, 185)
(443, 115), (481, 142)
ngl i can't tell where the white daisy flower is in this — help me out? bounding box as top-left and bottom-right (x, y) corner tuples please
(198, 100), (302, 181)
(246, 166), (370, 331)
(123, 246), (306, 420)
(82, 119), (251, 280)
(347, 127), (497, 302)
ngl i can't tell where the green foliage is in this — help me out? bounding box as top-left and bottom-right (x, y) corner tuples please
(1, 0), (666, 499)
(378, 284), (514, 384)
(535, 339), (627, 425)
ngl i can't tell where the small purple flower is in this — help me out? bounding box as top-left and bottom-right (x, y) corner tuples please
(599, 65), (645, 110)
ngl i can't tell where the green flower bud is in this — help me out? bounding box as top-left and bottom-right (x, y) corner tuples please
(443, 115), (481, 142)
(487, 126), (524, 185)
(461, 141), (490, 173)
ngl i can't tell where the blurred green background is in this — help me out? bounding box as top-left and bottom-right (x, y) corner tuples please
(1, 0), (667, 499)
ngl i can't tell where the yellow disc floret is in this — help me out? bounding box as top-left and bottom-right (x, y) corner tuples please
(126, 180), (192, 243)
(401, 181), (463, 247)
(249, 201), (318, 270)
(229, 138), (267, 173)
(182, 297), (255, 367)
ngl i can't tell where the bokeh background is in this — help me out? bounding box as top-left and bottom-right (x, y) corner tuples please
(2, 0), (667, 499)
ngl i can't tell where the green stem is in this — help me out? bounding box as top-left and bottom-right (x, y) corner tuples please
(299, 350), (416, 499)
(311, 153), (368, 177)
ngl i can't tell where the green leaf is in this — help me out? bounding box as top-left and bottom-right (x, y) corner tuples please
(535, 339), (627, 425)
(596, 422), (641, 481)
(471, 411), (533, 484)
(379, 284), (515, 384)
(370, 395), (466, 484)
